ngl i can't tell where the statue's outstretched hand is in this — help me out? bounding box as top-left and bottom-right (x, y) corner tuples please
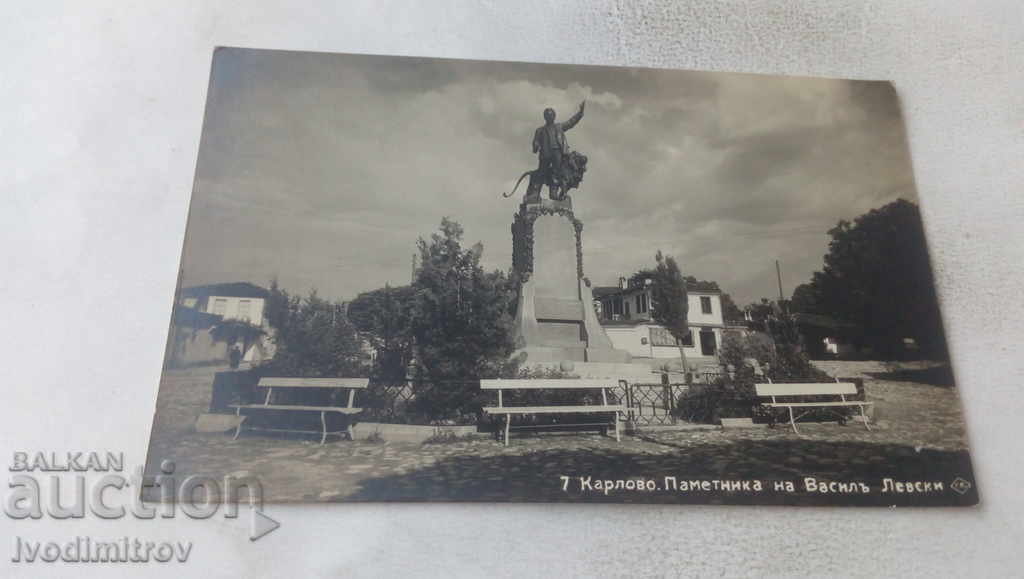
(579, 100), (586, 113)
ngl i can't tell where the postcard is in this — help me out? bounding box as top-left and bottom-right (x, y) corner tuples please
(146, 47), (977, 507)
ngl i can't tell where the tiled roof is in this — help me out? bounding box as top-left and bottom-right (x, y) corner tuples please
(172, 304), (222, 328)
(181, 281), (270, 299)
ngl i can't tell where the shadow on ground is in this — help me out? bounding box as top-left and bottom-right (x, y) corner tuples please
(344, 437), (977, 506)
(865, 364), (955, 388)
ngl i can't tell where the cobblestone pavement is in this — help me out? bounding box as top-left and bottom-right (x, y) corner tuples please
(146, 363), (976, 506)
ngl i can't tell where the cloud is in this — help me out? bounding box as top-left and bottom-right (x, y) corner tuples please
(182, 49), (917, 306)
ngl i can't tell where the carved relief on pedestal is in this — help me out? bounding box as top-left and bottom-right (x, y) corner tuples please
(511, 199), (584, 283)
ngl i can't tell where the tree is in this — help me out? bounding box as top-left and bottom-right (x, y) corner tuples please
(209, 318), (265, 358)
(743, 298), (801, 348)
(802, 199), (947, 358)
(347, 284), (416, 382)
(640, 251), (690, 372)
(719, 293), (745, 323)
(789, 283), (822, 314)
(262, 284), (366, 377)
(407, 218), (517, 419)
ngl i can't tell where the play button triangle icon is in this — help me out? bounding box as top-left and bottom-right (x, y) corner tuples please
(250, 509), (280, 541)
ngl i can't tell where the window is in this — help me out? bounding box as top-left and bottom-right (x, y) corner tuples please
(700, 296), (712, 314)
(238, 300), (251, 321)
(612, 297), (623, 315)
(649, 327), (675, 347)
(650, 327), (693, 348)
(212, 298), (227, 316)
(678, 330), (694, 347)
(636, 292), (649, 314)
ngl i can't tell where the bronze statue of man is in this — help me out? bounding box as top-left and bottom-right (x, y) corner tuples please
(532, 100), (585, 199)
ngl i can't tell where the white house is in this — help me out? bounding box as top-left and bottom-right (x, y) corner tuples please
(179, 282), (268, 327)
(169, 282), (274, 367)
(593, 277), (731, 366)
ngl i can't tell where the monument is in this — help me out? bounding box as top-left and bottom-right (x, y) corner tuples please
(504, 101), (631, 364)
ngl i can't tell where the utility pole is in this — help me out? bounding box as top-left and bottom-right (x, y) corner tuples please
(775, 259), (785, 302)
(411, 253), (418, 284)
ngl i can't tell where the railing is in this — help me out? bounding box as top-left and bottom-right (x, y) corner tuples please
(361, 374), (726, 428)
(361, 378), (483, 423)
(699, 367), (724, 384)
(361, 379), (417, 421)
(623, 382), (688, 426)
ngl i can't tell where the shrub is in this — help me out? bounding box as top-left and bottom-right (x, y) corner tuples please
(409, 379), (487, 424)
(674, 375), (759, 424)
(500, 365), (612, 407)
(675, 334), (838, 424)
(262, 282), (368, 379)
(403, 218), (518, 422)
(422, 429), (477, 444)
(718, 331), (774, 374)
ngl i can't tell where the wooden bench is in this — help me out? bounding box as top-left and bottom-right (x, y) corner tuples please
(229, 377), (368, 444)
(481, 379), (627, 446)
(755, 378), (872, 434)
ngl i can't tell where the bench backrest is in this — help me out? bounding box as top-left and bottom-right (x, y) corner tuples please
(479, 379), (621, 390)
(257, 377), (369, 389)
(480, 379), (624, 408)
(255, 377), (369, 407)
(754, 382), (857, 399)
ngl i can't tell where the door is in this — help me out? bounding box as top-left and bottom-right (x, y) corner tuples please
(699, 330), (717, 356)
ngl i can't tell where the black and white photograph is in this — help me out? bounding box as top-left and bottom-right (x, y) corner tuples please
(145, 47), (977, 507)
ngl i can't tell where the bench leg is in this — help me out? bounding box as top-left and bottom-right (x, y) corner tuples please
(504, 414), (511, 447)
(859, 404), (872, 431)
(347, 422), (355, 441)
(320, 411), (328, 445)
(787, 406), (800, 435)
(614, 413), (621, 442)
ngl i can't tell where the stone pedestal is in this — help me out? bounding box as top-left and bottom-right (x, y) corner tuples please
(511, 196), (630, 364)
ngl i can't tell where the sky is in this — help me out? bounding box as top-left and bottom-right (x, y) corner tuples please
(181, 47), (918, 306)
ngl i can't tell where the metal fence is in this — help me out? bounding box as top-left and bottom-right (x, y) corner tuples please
(361, 378), (482, 422)
(361, 380), (418, 421)
(360, 375), (720, 427)
(623, 382), (688, 426)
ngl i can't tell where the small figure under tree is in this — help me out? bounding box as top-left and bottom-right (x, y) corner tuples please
(209, 318), (265, 365)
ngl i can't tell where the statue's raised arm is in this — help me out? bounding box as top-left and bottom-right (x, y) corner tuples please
(561, 100), (585, 131)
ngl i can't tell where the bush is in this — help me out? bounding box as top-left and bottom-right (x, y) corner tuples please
(422, 429), (477, 444)
(674, 378), (759, 423)
(409, 378), (487, 424)
(501, 365), (598, 407)
(674, 334), (838, 424)
(262, 282), (368, 379)
(401, 218), (518, 422)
